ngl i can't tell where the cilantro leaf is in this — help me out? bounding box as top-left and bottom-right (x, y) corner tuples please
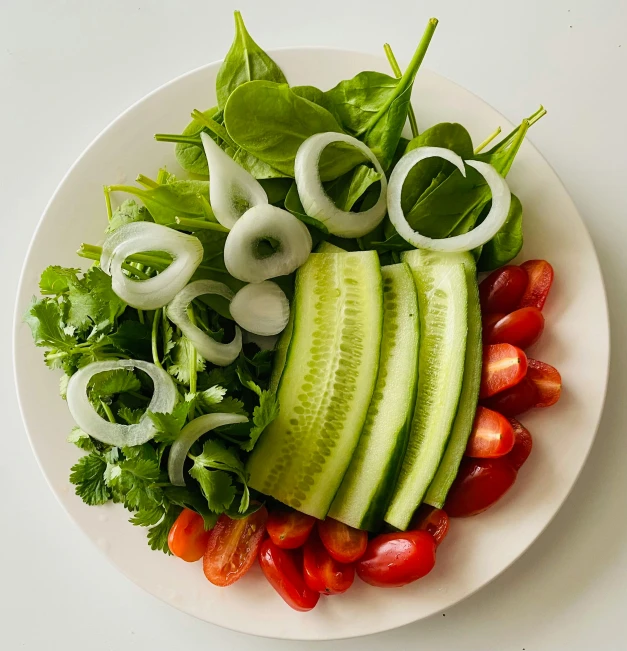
(216, 396), (247, 415)
(106, 199), (150, 233)
(243, 390), (279, 452)
(67, 427), (99, 453)
(69, 453), (111, 505)
(118, 405), (144, 425)
(109, 319), (152, 359)
(107, 458), (162, 511)
(39, 266), (79, 295)
(147, 505), (182, 554)
(167, 335), (206, 383)
(129, 505), (165, 527)
(195, 385), (227, 409)
(88, 369), (141, 401)
(147, 402), (191, 444)
(24, 298), (76, 351)
(189, 465), (236, 513)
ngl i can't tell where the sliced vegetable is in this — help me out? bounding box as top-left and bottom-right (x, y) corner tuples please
(167, 280), (242, 366)
(410, 505), (450, 546)
(230, 281), (289, 336)
(482, 312), (506, 342)
(66, 360), (177, 447)
(479, 265), (528, 314)
(356, 531), (436, 587)
(482, 377), (539, 417)
(465, 406), (515, 458)
(203, 507), (268, 587)
(266, 509), (316, 549)
(527, 359), (562, 407)
(168, 508), (210, 562)
(507, 419), (533, 470)
(294, 132), (387, 237)
(223, 205), (312, 282)
(200, 131), (268, 229)
(303, 532), (355, 595)
(317, 518), (368, 563)
(480, 344), (528, 399)
(387, 147), (511, 252)
(485, 307), (545, 349)
(100, 222), (203, 310)
(268, 310), (293, 393)
(518, 260), (554, 310)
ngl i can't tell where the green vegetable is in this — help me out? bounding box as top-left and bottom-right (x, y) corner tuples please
(477, 194), (523, 270)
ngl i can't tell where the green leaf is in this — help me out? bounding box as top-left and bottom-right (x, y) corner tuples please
(70, 454), (111, 505)
(66, 266), (126, 330)
(292, 85), (343, 123)
(189, 465), (236, 513)
(109, 319), (152, 359)
(118, 405), (144, 425)
(216, 11), (287, 110)
(173, 107), (219, 176)
(193, 385), (227, 411)
(195, 439), (245, 475)
(67, 427), (99, 452)
(167, 335), (206, 384)
(129, 505), (165, 527)
(478, 194), (524, 271)
(325, 164), (382, 212)
(24, 298), (76, 351)
(88, 369), (141, 400)
(107, 199), (149, 233)
(147, 505), (182, 554)
(214, 396), (247, 415)
(283, 183), (329, 233)
(147, 402), (192, 444)
(39, 266), (79, 295)
(243, 390), (279, 452)
(107, 458), (162, 511)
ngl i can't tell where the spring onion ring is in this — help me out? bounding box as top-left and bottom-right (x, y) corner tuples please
(167, 413), (249, 486)
(387, 146), (512, 252)
(223, 205), (312, 283)
(200, 132), (268, 229)
(230, 281), (290, 336)
(294, 132), (387, 238)
(167, 280), (242, 366)
(66, 360), (178, 447)
(101, 222), (203, 310)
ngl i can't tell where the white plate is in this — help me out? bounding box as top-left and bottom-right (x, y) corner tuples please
(13, 48), (609, 640)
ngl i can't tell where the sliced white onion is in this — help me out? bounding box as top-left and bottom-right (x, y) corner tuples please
(66, 360), (178, 447)
(167, 280), (242, 366)
(200, 131), (268, 229)
(294, 132), (387, 238)
(224, 205), (312, 283)
(387, 147), (512, 252)
(101, 222), (203, 310)
(167, 412), (249, 486)
(230, 281), (289, 336)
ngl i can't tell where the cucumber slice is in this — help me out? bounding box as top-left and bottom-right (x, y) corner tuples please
(404, 250), (482, 508)
(247, 251), (383, 518)
(329, 263), (419, 530)
(268, 310), (294, 393)
(384, 261), (468, 530)
(316, 241), (345, 253)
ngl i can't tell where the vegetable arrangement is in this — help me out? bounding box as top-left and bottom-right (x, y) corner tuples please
(25, 11), (563, 611)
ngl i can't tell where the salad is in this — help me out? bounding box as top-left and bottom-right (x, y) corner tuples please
(24, 12), (562, 610)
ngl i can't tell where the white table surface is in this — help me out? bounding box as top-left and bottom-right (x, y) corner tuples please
(3, 0), (626, 648)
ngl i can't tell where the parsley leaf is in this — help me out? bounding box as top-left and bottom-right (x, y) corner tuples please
(118, 405), (144, 425)
(88, 369), (141, 401)
(24, 298), (76, 351)
(39, 266), (79, 295)
(148, 402), (192, 444)
(243, 390), (279, 452)
(69, 453), (111, 505)
(167, 335), (206, 383)
(189, 465), (236, 512)
(107, 199), (150, 233)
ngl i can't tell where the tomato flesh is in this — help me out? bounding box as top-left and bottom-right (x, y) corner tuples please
(507, 419), (533, 471)
(203, 507), (268, 587)
(479, 265), (529, 314)
(303, 532), (355, 595)
(411, 505), (450, 546)
(356, 531), (436, 587)
(518, 260), (554, 311)
(266, 509), (316, 549)
(480, 344), (528, 399)
(465, 406), (515, 458)
(485, 307), (545, 350)
(259, 539), (320, 611)
(527, 359), (562, 407)
(445, 457), (517, 517)
(168, 508), (210, 562)
(318, 518), (368, 563)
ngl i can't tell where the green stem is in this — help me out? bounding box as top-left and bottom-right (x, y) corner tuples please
(489, 106), (546, 154)
(188, 309), (198, 395)
(104, 186), (113, 220)
(474, 126), (502, 154)
(528, 105), (547, 127)
(162, 308), (170, 363)
(101, 400), (116, 424)
(128, 390), (150, 402)
(154, 133), (202, 146)
(108, 184), (149, 196)
(174, 216), (229, 233)
(384, 43), (419, 138)
(137, 309), (145, 324)
(198, 195), (217, 222)
(136, 174), (160, 189)
(152, 307), (163, 369)
(77, 247), (151, 279)
(190, 110), (237, 149)
(156, 168), (169, 185)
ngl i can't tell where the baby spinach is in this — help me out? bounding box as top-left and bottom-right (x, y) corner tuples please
(291, 85), (342, 123)
(477, 194), (523, 270)
(216, 11), (287, 110)
(173, 107), (220, 176)
(325, 164), (382, 212)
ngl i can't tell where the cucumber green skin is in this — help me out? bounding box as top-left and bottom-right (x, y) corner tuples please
(328, 263), (419, 531)
(406, 252), (483, 508)
(268, 310), (294, 393)
(384, 261), (468, 531)
(247, 251), (383, 519)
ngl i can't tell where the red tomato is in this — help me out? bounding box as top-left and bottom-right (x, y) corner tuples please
(527, 359), (562, 407)
(168, 508), (210, 562)
(356, 531), (436, 587)
(465, 406), (515, 458)
(203, 507), (268, 587)
(518, 260), (554, 310)
(318, 518), (368, 563)
(266, 510), (316, 549)
(507, 419), (533, 471)
(303, 532), (355, 595)
(411, 504), (450, 546)
(479, 265), (528, 314)
(482, 312), (506, 342)
(445, 458), (517, 517)
(480, 344), (528, 399)
(485, 307), (545, 350)
(482, 377), (539, 417)
(259, 539), (320, 611)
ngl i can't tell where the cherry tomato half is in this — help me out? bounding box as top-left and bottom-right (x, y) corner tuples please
(259, 539), (320, 611)
(527, 359), (562, 407)
(518, 260), (554, 311)
(482, 312), (506, 342)
(318, 518), (368, 563)
(303, 532), (355, 595)
(168, 508), (210, 562)
(203, 507), (268, 587)
(482, 377), (539, 417)
(266, 509), (316, 549)
(479, 265), (528, 314)
(411, 504), (450, 546)
(445, 457), (517, 517)
(356, 531), (436, 587)
(507, 419), (533, 471)
(480, 344), (528, 399)
(465, 406), (515, 458)
(485, 307), (545, 350)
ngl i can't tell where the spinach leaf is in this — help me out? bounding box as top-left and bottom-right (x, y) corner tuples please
(292, 85), (342, 123)
(477, 194), (523, 271)
(259, 178), (292, 205)
(174, 107), (220, 176)
(224, 81), (367, 180)
(284, 182), (328, 233)
(216, 11), (287, 110)
(326, 164), (382, 212)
